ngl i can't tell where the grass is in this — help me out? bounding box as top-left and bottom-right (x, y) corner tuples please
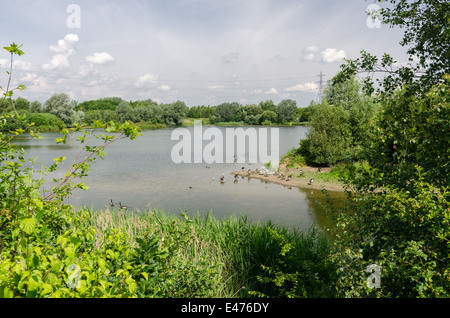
(83, 208), (338, 298)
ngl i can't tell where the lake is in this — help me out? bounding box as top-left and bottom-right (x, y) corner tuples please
(15, 125), (344, 231)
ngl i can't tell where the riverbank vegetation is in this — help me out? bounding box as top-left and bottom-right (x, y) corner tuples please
(1, 0), (449, 299)
(0, 91), (313, 133)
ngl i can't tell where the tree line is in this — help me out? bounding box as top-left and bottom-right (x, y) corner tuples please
(0, 93), (318, 131)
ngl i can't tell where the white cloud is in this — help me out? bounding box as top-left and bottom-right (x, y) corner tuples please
(303, 53), (316, 62)
(158, 85), (171, 91)
(207, 85), (224, 90)
(20, 73), (38, 82)
(86, 52), (114, 65)
(43, 34), (79, 70)
(265, 87), (278, 95)
(78, 64), (96, 77)
(301, 46), (320, 62)
(320, 48), (347, 63)
(134, 73), (158, 88)
(306, 46), (319, 52)
(285, 82), (319, 93)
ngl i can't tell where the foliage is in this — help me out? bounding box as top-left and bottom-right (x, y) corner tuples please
(249, 227), (337, 298)
(76, 97), (125, 112)
(275, 99), (297, 124)
(280, 147), (307, 168)
(326, 0), (450, 298)
(298, 77), (379, 166)
(329, 169), (449, 298)
(354, 77), (449, 192)
(44, 93), (77, 126)
(335, 0), (449, 98)
(26, 113), (65, 131)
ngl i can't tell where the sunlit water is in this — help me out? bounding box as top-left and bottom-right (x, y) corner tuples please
(15, 126), (344, 231)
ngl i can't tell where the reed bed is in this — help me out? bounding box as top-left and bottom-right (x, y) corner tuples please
(83, 208), (337, 298)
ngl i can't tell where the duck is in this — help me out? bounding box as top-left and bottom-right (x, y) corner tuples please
(119, 202), (127, 210)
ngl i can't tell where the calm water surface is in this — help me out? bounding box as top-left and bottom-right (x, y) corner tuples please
(16, 126), (344, 231)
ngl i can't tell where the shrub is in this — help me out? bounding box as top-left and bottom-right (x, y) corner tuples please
(330, 171), (449, 297)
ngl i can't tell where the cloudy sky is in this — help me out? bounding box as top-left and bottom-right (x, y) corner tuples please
(0, 0), (408, 107)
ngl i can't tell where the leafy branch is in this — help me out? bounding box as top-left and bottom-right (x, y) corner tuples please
(0, 43), (26, 112)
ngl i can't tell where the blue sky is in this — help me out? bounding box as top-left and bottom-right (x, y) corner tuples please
(0, 0), (408, 107)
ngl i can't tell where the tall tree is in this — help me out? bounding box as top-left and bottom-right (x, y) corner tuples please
(276, 99), (297, 124)
(44, 93), (76, 126)
(335, 0), (450, 98)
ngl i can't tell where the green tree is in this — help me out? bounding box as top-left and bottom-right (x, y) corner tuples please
(276, 99), (297, 123)
(261, 110), (277, 124)
(300, 77), (378, 165)
(77, 97), (125, 112)
(15, 97), (29, 111)
(260, 100), (276, 112)
(115, 101), (135, 123)
(297, 101), (319, 123)
(29, 100), (42, 113)
(305, 101), (352, 165)
(328, 0), (450, 298)
(44, 93), (76, 126)
(356, 76), (450, 192)
(213, 102), (240, 122)
(163, 100), (187, 126)
(335, 0), (449, 98)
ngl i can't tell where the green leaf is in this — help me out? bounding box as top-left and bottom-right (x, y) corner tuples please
(20, 217), (37, 235)
(0, 286), (14, 298)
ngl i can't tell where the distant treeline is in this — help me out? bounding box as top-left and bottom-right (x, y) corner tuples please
(0, 94), (318, 131)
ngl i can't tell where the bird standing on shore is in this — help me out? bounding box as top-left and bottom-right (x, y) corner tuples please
(308, 178), (314, 185)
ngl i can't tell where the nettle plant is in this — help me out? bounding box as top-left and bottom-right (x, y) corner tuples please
(0, 44), (151, 297)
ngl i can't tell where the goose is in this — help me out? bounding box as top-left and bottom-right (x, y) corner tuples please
(119, 202), (127, 210)
(308, 178), (314, 185)
(220, 174), (225, 182)
(234, 174), (239, 179)
(110, 199), (114, 207)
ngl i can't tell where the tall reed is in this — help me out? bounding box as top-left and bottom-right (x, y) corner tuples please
(84, 208), (337, 297)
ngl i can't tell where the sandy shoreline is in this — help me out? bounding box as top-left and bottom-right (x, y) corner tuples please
(231, 165), (346, 192)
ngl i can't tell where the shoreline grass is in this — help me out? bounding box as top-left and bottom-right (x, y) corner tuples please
(83, 208), (338, 298)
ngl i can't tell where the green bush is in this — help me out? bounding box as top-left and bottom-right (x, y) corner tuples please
(330, 171), (449, 297)
(27, 113), (65, 130)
